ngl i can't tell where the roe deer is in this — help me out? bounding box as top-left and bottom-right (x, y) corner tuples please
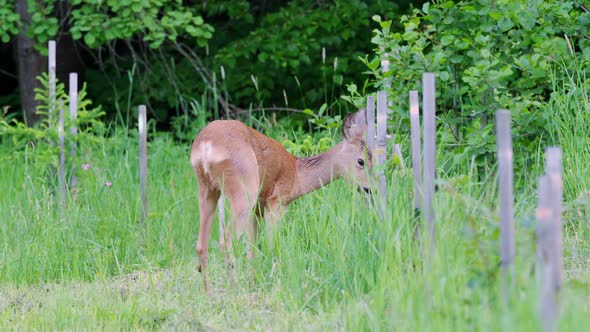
(190, 110), (372, 293)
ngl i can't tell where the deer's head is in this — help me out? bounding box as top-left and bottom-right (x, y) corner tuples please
(337, 110), (374, 193)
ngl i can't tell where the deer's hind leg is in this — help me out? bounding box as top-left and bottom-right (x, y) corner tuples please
(196, 180), (220, 294)
(220, 152), (261, 286)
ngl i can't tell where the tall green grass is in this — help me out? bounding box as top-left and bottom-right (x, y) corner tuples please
(1, 74), (589, 329)
(547, 63), (590, 201)
(0, 134), (201, 283)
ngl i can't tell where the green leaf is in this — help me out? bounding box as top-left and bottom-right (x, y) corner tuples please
(497, 17), (514, 32)
(33, 25), (45, 35)
(368, 58), (380, 71)
(441, 34), (454, 46)
(480, 23), (494, 32)
(489, 12), (502, 20)
(71, 30), (82, 40)
(131, 3), (142, 13)
(518, 13), (536, 30)
(47, 25), (58, 37)
(84, 33), (96, 46)
(380, 21), (392, 29)
(104, 29), (114, 40)
(318, 103), (327, 116)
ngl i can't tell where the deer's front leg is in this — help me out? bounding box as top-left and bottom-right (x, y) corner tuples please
(264, 198), (287, 247)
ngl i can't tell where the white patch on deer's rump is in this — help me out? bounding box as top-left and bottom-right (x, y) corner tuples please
(191, 141), (228, 174)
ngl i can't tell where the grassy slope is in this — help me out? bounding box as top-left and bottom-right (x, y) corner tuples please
(1, 79), (589, 330)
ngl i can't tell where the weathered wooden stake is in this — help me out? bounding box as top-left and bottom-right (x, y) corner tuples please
(48, 39), (57, 169)
(538, 147), (563, 332)
(537, 147), (563, 332)
(537, 175), (555, 332)
(366, 96), (376, 151)
(496, 109), (515, 303)
(69, 73), (78, 193)
(422, 73), (436, 249)
(363, 97), (376, 212)
(48, 40), (56, 123)
(376, 91), (388, 210)
(546, 147), (563, 293)
(57, 101), (66, 208)
(381, 55), (391, 90)
(536, 175), (548, 282)
(139, 105), (148, 223)
(381, 54), (393, 112)
(409, 90), (422, 238)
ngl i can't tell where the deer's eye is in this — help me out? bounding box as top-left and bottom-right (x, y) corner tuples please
(357, 159), (365, 167)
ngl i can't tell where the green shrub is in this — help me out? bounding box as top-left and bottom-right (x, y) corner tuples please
(0, 73), (105, 169)
(359, 0), (590, 178)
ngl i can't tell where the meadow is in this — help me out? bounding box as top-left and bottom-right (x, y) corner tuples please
(1, 71), (589, 330)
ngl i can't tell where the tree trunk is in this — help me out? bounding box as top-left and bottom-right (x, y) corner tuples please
(16, 0), (46, 126)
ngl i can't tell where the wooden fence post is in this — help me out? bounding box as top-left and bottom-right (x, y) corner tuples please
(48, 40), (56, 125)
(409, 90), (422, 238)
(69, 73), (78, 194)
(538, 147), (563, 332)
(546, 147), (563, 293)
(48, 39), (57, 188)
(376, 91), (388, 211)
(496, 109), (515, 303)
(366, 96), (376, 151)
(139, 105), (148, 223)
(57, 101), (66, 209)
(422, 73), (436, 249)
(537, 175), (555, 332)
(364, 96), (377, 213)
(381, 53), (393, 114)
(536, 175), (548, 286)
(381, 55), (391, 90)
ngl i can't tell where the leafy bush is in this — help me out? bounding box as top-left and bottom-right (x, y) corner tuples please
(279, 105), (347, 155)
(361, 0), (590, 176)
(214, 0), (400, 112)
(2, 1), (402, 129)
(0, 2), (20, 43)
(0, 74), (105, 165)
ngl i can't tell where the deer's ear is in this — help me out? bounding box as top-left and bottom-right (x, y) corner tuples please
(342, 109), (367, 141)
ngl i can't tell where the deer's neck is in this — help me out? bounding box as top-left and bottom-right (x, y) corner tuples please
(292, 142), (343, 200)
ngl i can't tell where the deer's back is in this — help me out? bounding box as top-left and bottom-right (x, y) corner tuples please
(190, 120), (297, 202)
